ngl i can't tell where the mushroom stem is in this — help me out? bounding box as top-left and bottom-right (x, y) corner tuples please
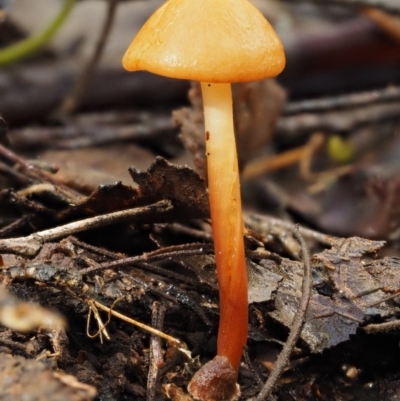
(201, 82), (248, 373)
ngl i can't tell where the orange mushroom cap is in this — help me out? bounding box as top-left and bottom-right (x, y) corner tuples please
(122, 0), (285, 83)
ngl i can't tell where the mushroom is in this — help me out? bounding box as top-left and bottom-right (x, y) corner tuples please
(122, 0), (285, 396)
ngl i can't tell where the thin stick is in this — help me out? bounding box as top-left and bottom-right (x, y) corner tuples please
(278, 103), (400, 137)
(284, 85), (400, 115)
(364, 319), (400, 333)
(71, 237), (203, 287)
(254, 225), (312, 401)
(0, 216), (30, 238)
(243, 345), (264, 389)
(86, 299), (112, 342)
(92, 300), (181, 346)
(244, 214), (331, 246)
(364, 289), (400, 307)
(60, 0), (120, 114)
(243, 145), (308, 179)
(242, 132), (325, 180)
(0, 200), (172, 256)
(361, 6), (400, 43)
(0, 143), (83, 203)
(283, 0), (400, 15)
(147, 301), (166, 401)
(80, 243), (214, 275)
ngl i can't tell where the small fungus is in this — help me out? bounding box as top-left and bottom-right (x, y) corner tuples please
(122, 0), (285, 399)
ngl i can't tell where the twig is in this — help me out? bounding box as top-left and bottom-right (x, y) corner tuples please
(364, 319), (400, 333)
(364, 289), (400, 307)
(10, 112), (175, 150)
(243, 145), (309, 179)
(244, 214), (331, 246)
(120, 272), (181, 305)
(243, 132), (325, 180)
(147, 301), (166, 401)
(298, 133), (325, 181)
(60, 0), (120, 115)
(361, 7), (400, 43)
(86, 299), (112, 343)
(0, 60), (188, 125)
(0, 200), (172, 256)
(161, 223), (213, 242)
(243, 346), (264, 389)
(92, 299), (180, 346)
(68, 236), (122, 259)
(80, 243), (214, 275)
(70, 237), (204, 288)
(284, 85), (400, 115)
(278, 102), (400, 136)
(0, 216), (30, 238)
(0, 144), (83, 203)
(0, 143), (48, 175)
(283, 0), (400, 15)
(135, 260), (200, 287)
(253, 226), (312, 401)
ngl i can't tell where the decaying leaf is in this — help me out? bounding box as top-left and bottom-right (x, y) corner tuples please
(61, 156), (209, 220)
(129, 156), (209, 218)
(268, 236), (391, 352)
(364, 256), (400, 294)
(247, 259), (282, 304)
(0, 157), (209, 255)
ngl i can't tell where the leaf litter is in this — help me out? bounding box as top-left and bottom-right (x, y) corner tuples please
(1, 147), (400, 399)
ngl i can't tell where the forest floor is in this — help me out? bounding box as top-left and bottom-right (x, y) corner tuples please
(1, 0), (400, 400)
